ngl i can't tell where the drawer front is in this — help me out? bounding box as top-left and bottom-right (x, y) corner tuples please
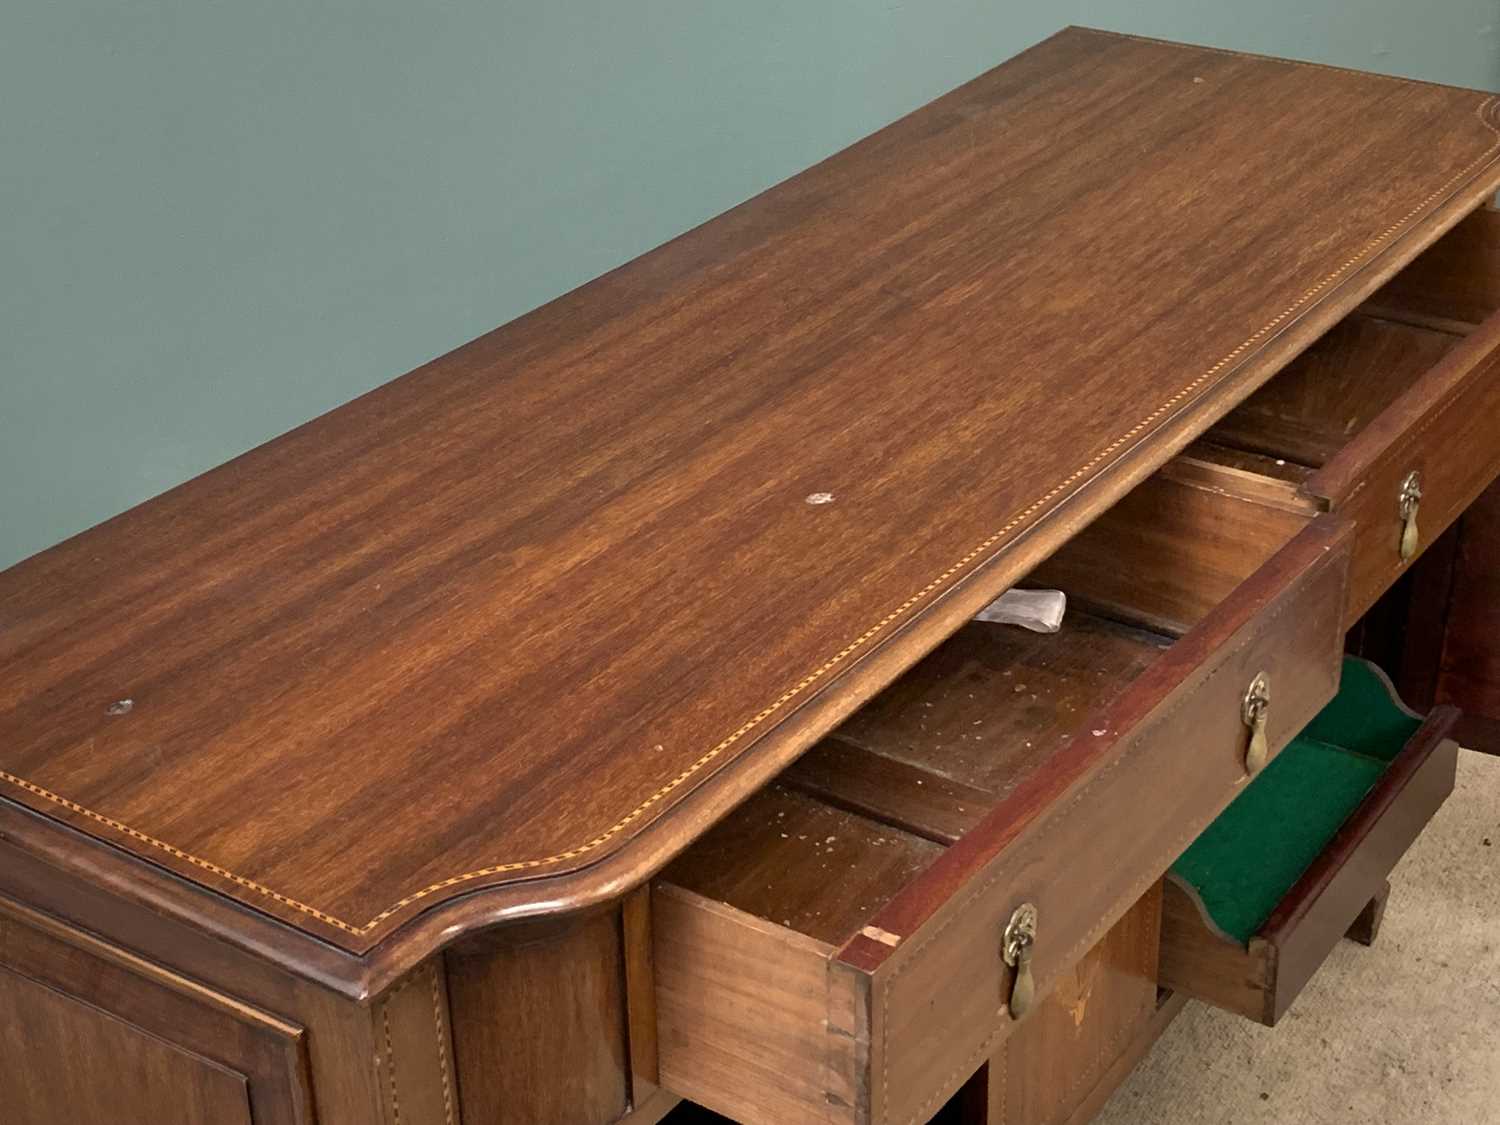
(1263, 722), (1457, 1019)
(1306, 307), (1500, 623)
(1160, 665), (1460, 1025)
(834, 516), (1351, 1125)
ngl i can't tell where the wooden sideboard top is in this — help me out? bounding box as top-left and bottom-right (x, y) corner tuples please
(3, 28), (1499, 967)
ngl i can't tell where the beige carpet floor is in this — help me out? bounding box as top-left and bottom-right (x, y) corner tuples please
(1094, 748), (1500, 1125)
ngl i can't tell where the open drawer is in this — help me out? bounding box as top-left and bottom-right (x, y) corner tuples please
(653, 461), (1351, 1125)
(1204, 205), (1500, 623)
(1160, 658), (1459, 1026)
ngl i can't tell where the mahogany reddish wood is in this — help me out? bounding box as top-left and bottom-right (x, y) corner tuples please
(661, 784), (942, 948)
(1159, 706), (1460, 1026)
(1208, 313), (1459, 468)
(1429, 480), (1500, 746)
(374, 962), (461, 1125)
(443, 911), (632, 1125)
(1195, 207), (1500, 634)
(653, 503), (1351, 1125)
(1345, 879), (1392, 947)
(831, 517), (1350, 1125)
(622, 887), (663, 1111)
(780, 734), (999, 845)
(2, 30), (1500, 972)
(1030, 461), (1317, 634)
(0, 968), (255, 1125)
(0, 895), (313, 1125)
(1304, 302), (1500, 623)
(1372, 206), (1500, 325)
(979, 886), (1161, 1125)
(829, 616), (1168, 800)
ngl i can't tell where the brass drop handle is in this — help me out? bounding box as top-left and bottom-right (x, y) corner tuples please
(1002, 903), (1038, 1020)
(1243, 672), (1271, 776)
(1399, 471), (1423, 563)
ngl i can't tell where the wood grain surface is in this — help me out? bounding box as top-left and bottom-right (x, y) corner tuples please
(981, 885), (1161, 1125)
(0, 968), (255, 1125)
(3, 28), (1500, 959)
(835, 516), (1350, 1125)
(0, 894), (313, 1125)
(1305, 298), (1500, 623)
(1160, 711), (1460, 1026)
(443, 912), (631, 1124)
(1208, 313), (1460, 468)
(1430, 481), (1500, 735)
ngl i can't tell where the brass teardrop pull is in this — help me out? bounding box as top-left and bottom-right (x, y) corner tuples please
(1399, 470), (1423, 563)
(1243, 672), (1271, 776)
(1002, 902), (1038, 1020)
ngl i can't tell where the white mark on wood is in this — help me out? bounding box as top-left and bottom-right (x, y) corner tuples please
(805, 492), (835, 505)
(106, 699), (134, 716)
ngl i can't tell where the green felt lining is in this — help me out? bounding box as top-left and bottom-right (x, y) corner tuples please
(1169, 659), (1422, 945)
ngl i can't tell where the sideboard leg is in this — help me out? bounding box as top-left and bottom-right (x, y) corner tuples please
(1345, 879), (1392, 947)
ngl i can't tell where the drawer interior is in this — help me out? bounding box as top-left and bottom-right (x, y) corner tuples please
(1205, 206), (1500, 474)
(1168, 658), (1420, 946)
(733, 459), (1316, 859)
(1369, 204), (1500, 331)
(655, 459), (1330, 1124)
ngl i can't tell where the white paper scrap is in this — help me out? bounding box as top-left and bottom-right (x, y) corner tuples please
(973, 588), (1066, 634)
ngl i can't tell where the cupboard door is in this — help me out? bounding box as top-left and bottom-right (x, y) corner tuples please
(1430, 479), (1500, 751)
(981, 885), (1162, 1125)
(0, 895), (312, 1125)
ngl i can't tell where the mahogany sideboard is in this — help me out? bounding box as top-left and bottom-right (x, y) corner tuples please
(4, 27), (1500, 1125)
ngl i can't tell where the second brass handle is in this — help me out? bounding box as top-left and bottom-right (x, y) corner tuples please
(1243, 672), (1271, 775)
(1399, 470), (1423, 563)
(1002, 903), (1038, 1020)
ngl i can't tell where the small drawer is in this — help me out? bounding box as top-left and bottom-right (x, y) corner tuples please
(1206, 205), (1500, 623)
(654, 463), (1350, 1125)
(1159, 658), (1460, 1026)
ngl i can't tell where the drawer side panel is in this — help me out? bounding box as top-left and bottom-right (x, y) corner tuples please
(654, 885), (850, 1125)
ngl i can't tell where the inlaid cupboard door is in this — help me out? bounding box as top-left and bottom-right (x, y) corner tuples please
(0, 895), (312, 1125)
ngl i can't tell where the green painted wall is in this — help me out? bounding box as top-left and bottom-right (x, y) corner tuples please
(4, 4), (1498, 569)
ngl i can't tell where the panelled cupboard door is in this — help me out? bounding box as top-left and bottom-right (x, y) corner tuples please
(1422, 477), (1500, 749)
(0, 896), (313, 1125)
(1, 967), (253, 1125)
